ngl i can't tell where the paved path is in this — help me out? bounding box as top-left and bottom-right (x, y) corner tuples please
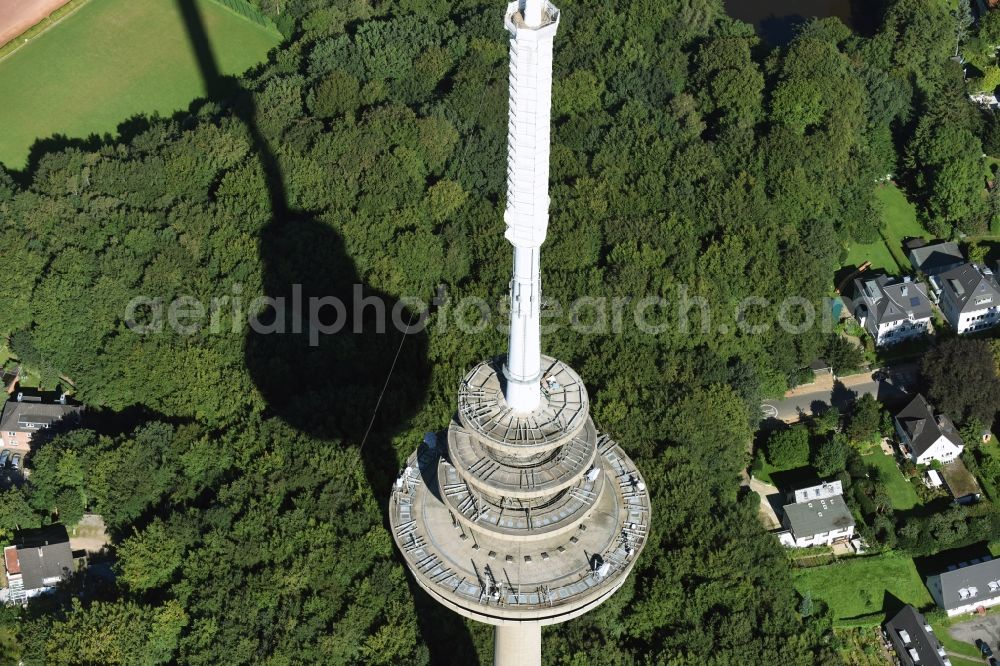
(745, 473), (782, 529)
(948, 613), (1000, 657)
(762, 361), (920, 422)
(69, 513), (108, 554)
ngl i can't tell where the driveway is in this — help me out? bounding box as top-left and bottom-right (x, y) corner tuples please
(69, 514), (109, 554)
(747, 475), (782, 530)
(761, 361), (920, 422)
(948, 613), (1000, 657)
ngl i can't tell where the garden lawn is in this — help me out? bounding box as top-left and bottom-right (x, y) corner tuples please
(0, 0), (281, 168)
(843, 237), (899, 275)
(753, 457), (815, 488)
(875, 184), (927, 261)
(947, 657), (990, 666)
(754, 459), (783, 486)
(981, 447), (1000, 502)
(793, 554), (933, 621)
(863, 452), (919, 510)
(843, 184), (928, 274)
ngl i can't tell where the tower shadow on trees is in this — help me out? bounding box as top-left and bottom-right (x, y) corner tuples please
(174, 1), (475, 661)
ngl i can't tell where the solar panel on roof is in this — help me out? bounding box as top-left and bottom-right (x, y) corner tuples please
(910, 297), (920, 306)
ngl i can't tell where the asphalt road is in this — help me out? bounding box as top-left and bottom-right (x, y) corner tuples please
(762, 361), (920, 422)
(948, 613), (1000, 659)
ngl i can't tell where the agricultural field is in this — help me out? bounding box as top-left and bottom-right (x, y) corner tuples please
(793, 554), (933, 622)
(0, 0), (281, 168)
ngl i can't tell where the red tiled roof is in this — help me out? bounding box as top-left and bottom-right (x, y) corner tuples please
(4, 546), (19, 575)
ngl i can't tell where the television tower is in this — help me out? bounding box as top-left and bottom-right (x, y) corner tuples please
(389, 1), (650, 664)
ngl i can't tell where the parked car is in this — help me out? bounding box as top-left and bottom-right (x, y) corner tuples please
(11, 455), (21, 470)
(0, 450), (10, 467)
(977, 639), (993, 658)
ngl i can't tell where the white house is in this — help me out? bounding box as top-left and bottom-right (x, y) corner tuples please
(936, 263), (1000, 335)
(928, 557), (1000, 617)
(778, 493), (855, 548)
(2, 526), (74, 604)
(852, 274), (932, 347)
(792, 480), (842, 504)
(894, 394), (964, 465)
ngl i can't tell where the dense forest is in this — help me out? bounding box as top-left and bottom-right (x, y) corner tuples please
(0, 0), (994, 663)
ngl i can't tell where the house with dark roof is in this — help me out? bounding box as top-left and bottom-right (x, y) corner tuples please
(894, 395), (964, 465)
(936, 263), (1000, 335)
(908, 240), (965, 277)
(883, 604), (950, 666)
(2, 525), (74, 604)
(777, 492), (855, 548)
(852, 274), (932, 347)
(0, 392), (83, 455)
(927, 556), (1000, 617)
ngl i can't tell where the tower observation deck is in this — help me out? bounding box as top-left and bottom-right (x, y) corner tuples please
(389, 1), (650, 664)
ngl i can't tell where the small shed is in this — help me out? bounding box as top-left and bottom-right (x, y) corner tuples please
(925, 469), (943, 489)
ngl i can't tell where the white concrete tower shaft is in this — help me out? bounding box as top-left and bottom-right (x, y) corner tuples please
(389, 5), (650, 666)
(502, 0), (559, 413)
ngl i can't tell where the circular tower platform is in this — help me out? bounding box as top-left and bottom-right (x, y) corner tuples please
(389, 356), (650, 628)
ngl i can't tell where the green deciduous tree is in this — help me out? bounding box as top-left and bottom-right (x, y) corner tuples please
(846, 394), (886, 446)
(812, 433), (850, 478)
(768, 426), (811, 468)
(922, 337), (1000, 426)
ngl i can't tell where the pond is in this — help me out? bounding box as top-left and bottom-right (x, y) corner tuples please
(723, 0), (878, 44)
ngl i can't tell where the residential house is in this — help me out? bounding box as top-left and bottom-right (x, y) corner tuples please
(927, 556), (1000, 617)
(908, 240), (965, 277)
(3, 525), (74, 604)
(777, 492), (855, 548)
(936, 263), (1000, 334)
(0, 392), (83, 456)
(883, 605), (951, 666)
(970, 91), (1000, 110)
(894, 394), (964, 465)
(852, 275), (932, 347)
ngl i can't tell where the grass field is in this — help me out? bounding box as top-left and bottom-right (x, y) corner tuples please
(844, 235), (900, 275)
(0, 0), (281, 168)
(863, 452), (920, 511)
(753, 458), (814, 488)
(843, 184), (928, 274)
(793, 554), (933, 621)
(754, 459), (784, 486)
